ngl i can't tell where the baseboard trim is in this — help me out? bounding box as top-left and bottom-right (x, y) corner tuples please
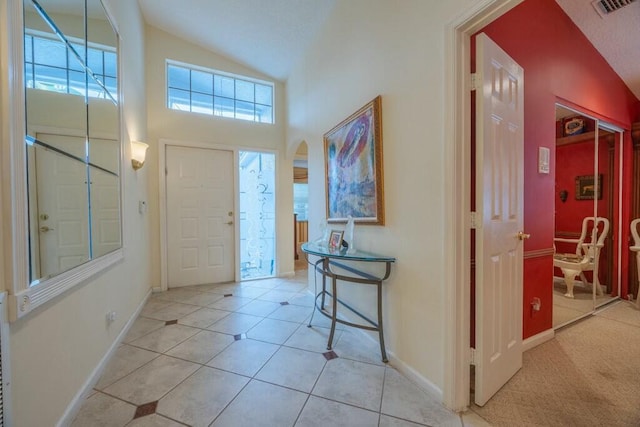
(325, 299), (444, 402)
(387, 350), (444, 401)
(280, 270), (295, 278)
(57, 289), (152, 427)
(522, 328), (554, 352)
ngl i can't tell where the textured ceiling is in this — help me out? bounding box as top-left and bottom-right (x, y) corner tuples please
(555, 0), (640, 99)
(136, 0), (639, 98)
(137, 0), (336, 82)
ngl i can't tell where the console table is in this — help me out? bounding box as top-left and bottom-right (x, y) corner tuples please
(301, 242), (396, 362)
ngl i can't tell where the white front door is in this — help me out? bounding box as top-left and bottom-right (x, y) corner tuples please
(35, 133), (90, 277)
(474, 33), (525, 406)
(166, 146), (235, 287)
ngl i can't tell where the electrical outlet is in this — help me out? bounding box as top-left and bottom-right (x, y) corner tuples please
(106, 311), (117, 323)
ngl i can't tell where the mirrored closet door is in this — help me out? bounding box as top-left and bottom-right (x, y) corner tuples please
(553, 104), (623, 328)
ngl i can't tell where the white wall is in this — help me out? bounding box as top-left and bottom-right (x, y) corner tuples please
(145, 25), (293, 285)
(287, 0), (477, 394)
(4, 0), (150, 424)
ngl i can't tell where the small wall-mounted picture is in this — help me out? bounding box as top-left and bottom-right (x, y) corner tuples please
(575, 174), (603, 200)
(329, 230), (344, 249)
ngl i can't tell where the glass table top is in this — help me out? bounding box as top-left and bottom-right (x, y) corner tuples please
(301, 242), (396, 263)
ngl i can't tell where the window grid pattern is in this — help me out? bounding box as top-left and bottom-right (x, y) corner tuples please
(24, 33), (117, 100)
(167, 63), (274, 124)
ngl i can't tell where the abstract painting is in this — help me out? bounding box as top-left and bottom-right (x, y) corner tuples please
(324, 96), (384, 224)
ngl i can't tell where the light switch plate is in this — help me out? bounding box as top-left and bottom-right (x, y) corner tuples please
(538, 147), (550, 174)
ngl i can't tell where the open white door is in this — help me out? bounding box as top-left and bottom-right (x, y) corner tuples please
(474, 33), (525, 406)
(166, 146), (235, 287)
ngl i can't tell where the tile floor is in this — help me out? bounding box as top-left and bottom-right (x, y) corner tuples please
(72, 272), (488, 427)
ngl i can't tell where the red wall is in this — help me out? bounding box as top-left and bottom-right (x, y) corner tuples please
(554, 134), (613, 287)
(476, 0), (640, 339)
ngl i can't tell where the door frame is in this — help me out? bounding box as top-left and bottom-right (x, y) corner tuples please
(158, 138), (280, 291)
(443, 0), (525, 411)
(159, 138), (240, 291)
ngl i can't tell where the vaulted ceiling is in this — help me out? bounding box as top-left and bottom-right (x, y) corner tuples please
(137, 0), (336, 82)
(137, 0), (640, 99)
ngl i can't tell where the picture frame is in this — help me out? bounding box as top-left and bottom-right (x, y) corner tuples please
(575, 174), (602, 200)
(563, 116), (585, 136)
(328, 230), (344, 249)
(324, 95), (384, 225)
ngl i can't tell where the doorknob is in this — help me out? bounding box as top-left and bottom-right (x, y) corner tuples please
(226, 221), (233, 225)
(40, 226), (54, 233)
(517, 231), (530, 240)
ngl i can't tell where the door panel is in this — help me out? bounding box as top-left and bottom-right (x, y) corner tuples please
(89, 137), (121, 258)
(166, 146), (235, 287)
(475, 33), (524, 406)
(35, 133), (90, 278)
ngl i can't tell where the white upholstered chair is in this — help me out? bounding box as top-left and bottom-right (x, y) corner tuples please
(553, 216), (609, 298)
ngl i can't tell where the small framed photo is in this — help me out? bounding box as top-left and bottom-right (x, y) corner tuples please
(328, 230), (344, 249)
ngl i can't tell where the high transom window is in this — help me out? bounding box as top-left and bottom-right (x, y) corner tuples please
(166, 61), (274, 124)
(24, 31), (117, 100)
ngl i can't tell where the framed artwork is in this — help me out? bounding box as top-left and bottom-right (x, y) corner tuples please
(329, 230), (344, 249)
(324, 96), (384, 224)
(563, 116), (585, 136)
(575, 174), (602, 200)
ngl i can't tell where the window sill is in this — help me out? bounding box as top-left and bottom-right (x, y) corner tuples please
(8, 249), (123, 321)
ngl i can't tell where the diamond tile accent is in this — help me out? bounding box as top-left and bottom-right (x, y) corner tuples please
(75, 278), (464, 427)
(323, 350), (339, 361)
(134, 401), (158, 419)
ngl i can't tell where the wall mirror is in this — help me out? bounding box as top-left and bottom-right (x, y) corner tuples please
(23, 0), (121, 284)
(553, 104), (623, 328)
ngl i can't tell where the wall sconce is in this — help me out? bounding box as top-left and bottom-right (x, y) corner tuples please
(130, 141), (149, 170)
(559, 189), (568, 203)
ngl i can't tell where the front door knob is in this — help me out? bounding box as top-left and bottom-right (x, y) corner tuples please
(517, 231), (530, 240)
(226, 221), (233, 225)
(40, 226), (54, 233)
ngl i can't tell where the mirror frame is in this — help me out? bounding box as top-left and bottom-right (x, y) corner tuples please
(1, 0), (123, 321)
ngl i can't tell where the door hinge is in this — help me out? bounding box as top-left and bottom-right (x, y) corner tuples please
(470, 347), (476, 365)
(470, 73), (478, 91)
(470, 212), (477, 229)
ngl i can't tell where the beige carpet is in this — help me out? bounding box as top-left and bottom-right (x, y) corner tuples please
(471, 301), (640, 427)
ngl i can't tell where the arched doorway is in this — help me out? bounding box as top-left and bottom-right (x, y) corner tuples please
(293, 142), (309, 273)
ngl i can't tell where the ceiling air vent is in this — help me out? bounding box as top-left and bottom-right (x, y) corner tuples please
(591, 0), (637, 17)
